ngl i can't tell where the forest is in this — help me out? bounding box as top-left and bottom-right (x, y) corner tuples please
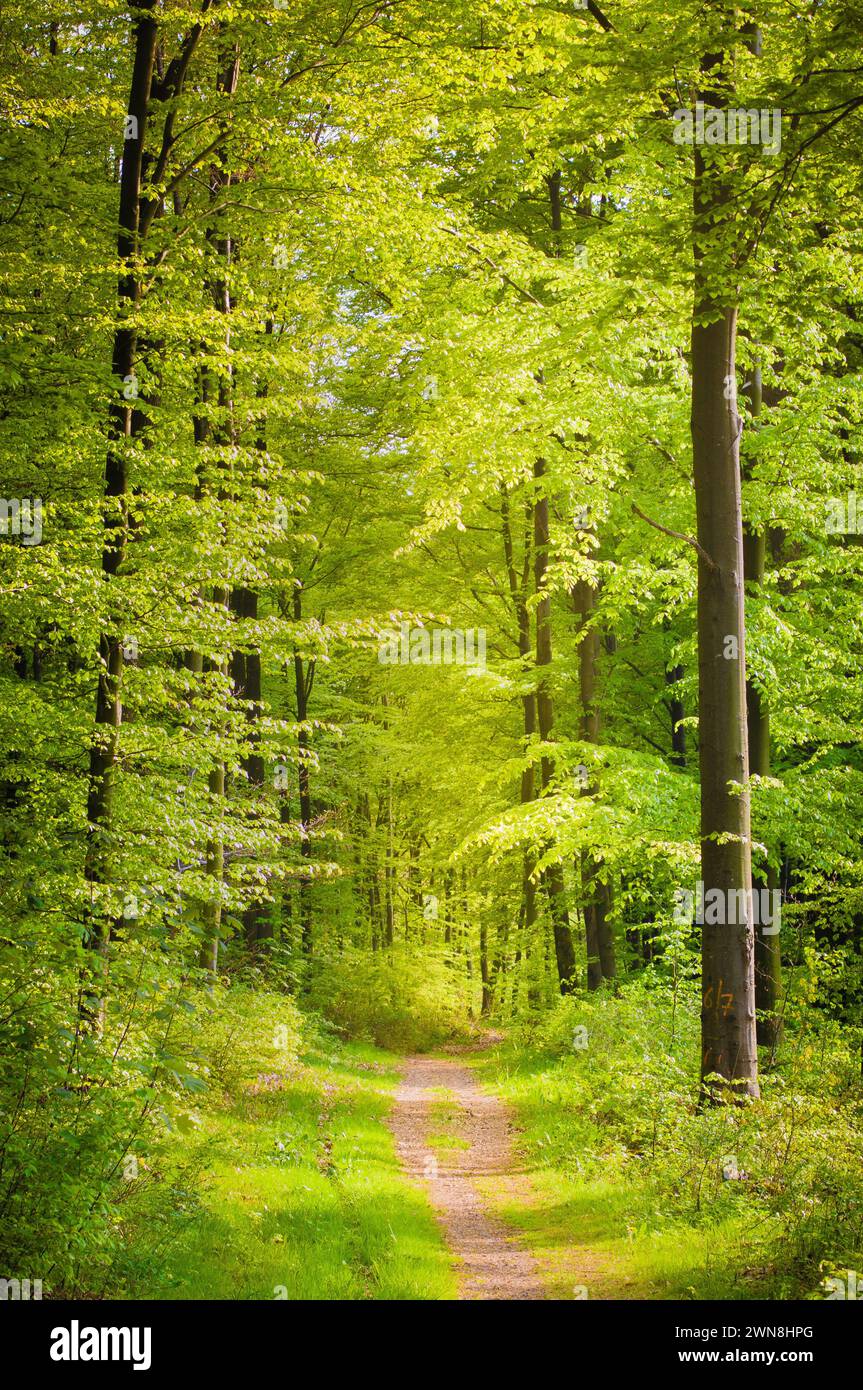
(1, 0), (863, 1321)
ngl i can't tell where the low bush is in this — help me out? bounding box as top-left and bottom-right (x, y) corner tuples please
(307, 946), (473, 1051)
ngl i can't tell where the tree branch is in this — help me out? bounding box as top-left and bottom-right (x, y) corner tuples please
(631, 502), (718, 571)
(443, 228), (544, 307)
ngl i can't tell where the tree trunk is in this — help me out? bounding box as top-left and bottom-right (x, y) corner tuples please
(665, 655), (687, 767)
(236, 328), (272, 949)
(480, 920), (492, 1015)
(572, 575), (616, 989)
(83, 2), (159, 1030)
(742, 365), (782, 1048)
(384, 776), (395, 948)
(198, 36), (241, 978)
(691, 48), (759, 1100)
(200, 757), (225, 975)
(500, 485), (540, 999)
(293, 584), (314, 956)
(233, 585), (270, 947)
(534, 457), (576, 993)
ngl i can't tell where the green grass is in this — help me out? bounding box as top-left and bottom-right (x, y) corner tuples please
(146, 1037), (457, 1301)
(465, 1042), (773, 1300)
(468, 1011), (860, 1302)
(427, 1131), (471, 1153)
(110, 979), (862, 1303)
(425, 1089), (470, 1155)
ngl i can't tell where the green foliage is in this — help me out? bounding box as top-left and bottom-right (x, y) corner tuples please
(481, 980), (863, 1298)
(140, 1018), (458, 1302)
(1, 0), (862, 1303)
(307, 947), (474, 1053)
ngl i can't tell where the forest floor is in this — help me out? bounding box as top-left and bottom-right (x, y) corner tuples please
(150, 1035), (458, 1300)
(142, 1005), (802, 1301)
(388, 1044), (648, 1300)
(149, 1025), (645, 1300)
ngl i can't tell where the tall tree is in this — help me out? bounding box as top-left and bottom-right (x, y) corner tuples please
(534, 457), (576, 994)
(689, 25), (759, 1100)
(83, 0), (159, 1028)
(573, 572), (616, 988)
(742, 364), (782, 1048)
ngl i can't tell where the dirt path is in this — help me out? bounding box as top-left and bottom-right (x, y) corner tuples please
(388, 1055), (545, 1300)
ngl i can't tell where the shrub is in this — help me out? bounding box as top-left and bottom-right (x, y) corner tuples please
(307, 946), (473, 1051)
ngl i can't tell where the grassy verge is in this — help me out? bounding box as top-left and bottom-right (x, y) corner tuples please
(118, 997), (456, 1300)
(468, 985), (863, 1302)
(469, 1042), (757, 1300)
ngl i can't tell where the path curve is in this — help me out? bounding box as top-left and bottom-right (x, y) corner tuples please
(388, 1056), (544, 1300)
